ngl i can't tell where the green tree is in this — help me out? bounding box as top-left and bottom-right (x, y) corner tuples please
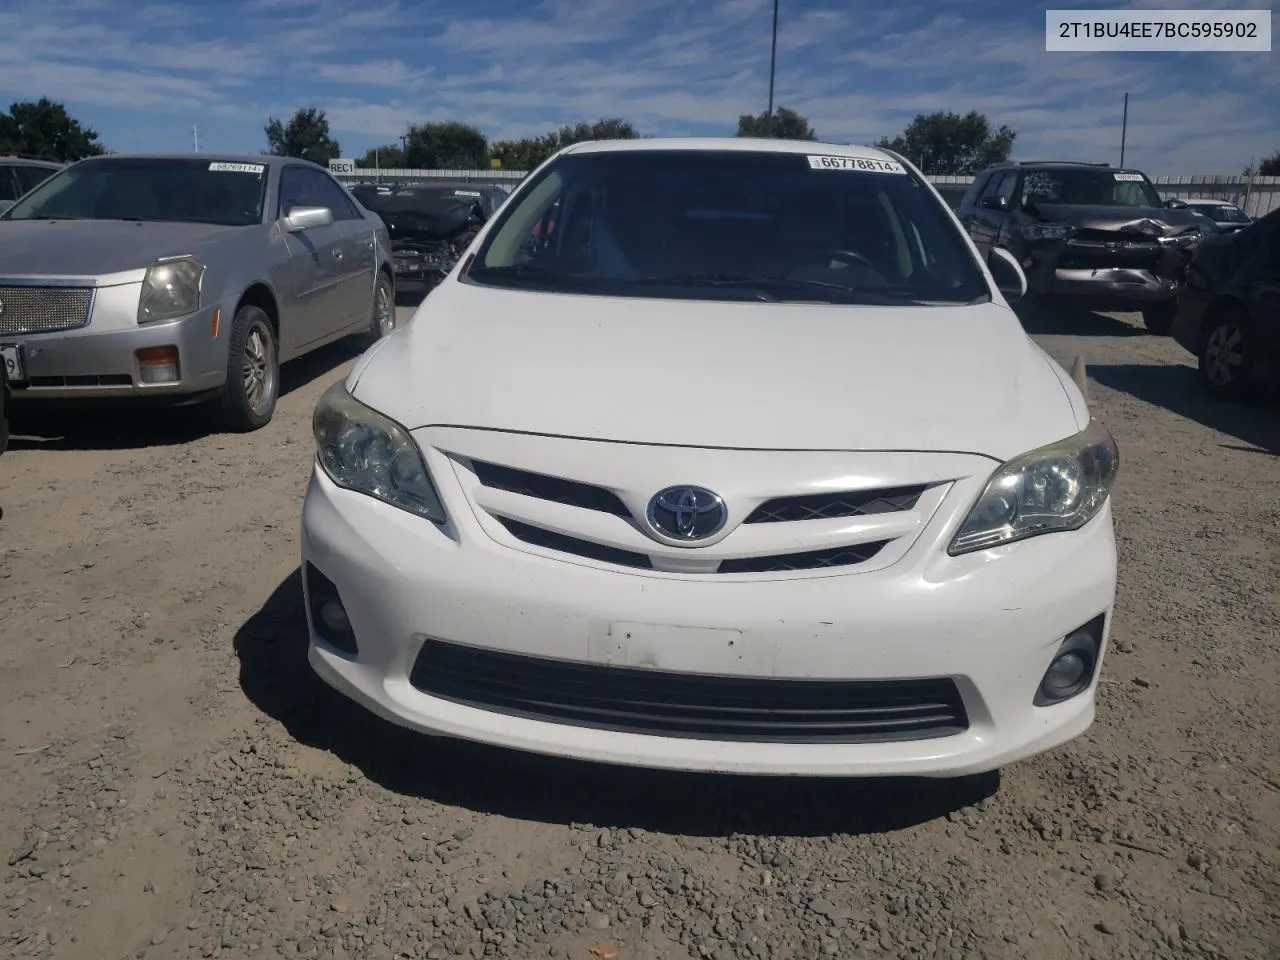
(264, 107), (341, 164)
(736, 106), (817, 140)
(876, 111), (1015, 175)
(1257, 150), (1280, 176)
(404, 121), (488, 169)
(490, 118), (640, 171)
(357, 144), (406, 168)
(0, 98), (106, 161)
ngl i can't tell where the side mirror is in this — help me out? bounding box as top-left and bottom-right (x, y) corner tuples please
(980, 195), (1009, 211)
(1164, 198), (1188, 209)
(282, 206), (334, 232)
(988, 246), (1027, 304)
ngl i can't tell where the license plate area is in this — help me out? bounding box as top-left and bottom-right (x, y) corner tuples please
(589, 621), (774, 676)
(1, 343), (26, 386)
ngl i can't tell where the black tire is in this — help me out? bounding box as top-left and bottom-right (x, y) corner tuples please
(1141, 300), (1176, 335)
(365, 271), (396, 347)
(219, 304), (280, 431)
(1198, 307), (1257, 402)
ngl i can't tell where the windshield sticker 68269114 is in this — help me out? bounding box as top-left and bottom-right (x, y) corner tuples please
(807, 155), (906, 174)
(209, 162), (266, 174)
(1113, 172), (1145, 181)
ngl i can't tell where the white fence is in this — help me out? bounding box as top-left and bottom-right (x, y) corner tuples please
(335, 169), (1280, 218)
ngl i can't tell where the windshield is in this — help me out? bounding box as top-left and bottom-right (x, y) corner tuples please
(1020, 168), (1163, 209)
(2, 158), (269, 227)
(1193, 203), (1249, 224)
(466, 149), (988, 305)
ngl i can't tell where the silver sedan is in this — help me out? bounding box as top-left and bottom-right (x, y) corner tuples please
(0, 154), (396, 430)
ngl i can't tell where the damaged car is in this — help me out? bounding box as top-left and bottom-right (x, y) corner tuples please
(350, 182), (508, 293)
(957, 161), (1202, 334)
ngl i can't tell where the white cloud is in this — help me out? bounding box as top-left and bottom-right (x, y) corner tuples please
(0, 0), (1271, 173)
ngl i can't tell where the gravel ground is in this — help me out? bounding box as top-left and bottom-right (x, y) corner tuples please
(1, 304), (1277, 960)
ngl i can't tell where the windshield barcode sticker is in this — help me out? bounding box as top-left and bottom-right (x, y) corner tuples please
(209, 162), (265, 174)
(807, 155), (906, 174)
(1113, 172), (1145, 181)
(454, 190), (481, 197)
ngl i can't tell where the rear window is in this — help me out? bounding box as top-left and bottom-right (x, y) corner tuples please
(466, 149), (987, 306)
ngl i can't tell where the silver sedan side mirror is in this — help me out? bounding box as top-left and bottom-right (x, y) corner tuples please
(282, 206), (334, 232)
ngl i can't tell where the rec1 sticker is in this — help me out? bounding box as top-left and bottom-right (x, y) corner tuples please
(209, 162), (266, 174)
(807, 155), (906, 174)
(1113, 172), (1145, 181)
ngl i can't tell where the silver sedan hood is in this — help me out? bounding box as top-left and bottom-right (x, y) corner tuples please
(0, 219), (249, 281)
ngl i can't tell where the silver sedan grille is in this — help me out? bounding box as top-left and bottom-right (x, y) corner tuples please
(0, 285), (94, 335)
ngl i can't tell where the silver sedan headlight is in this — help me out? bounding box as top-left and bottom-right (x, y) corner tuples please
(949, 420), (1119, 555)
(312, 380), (447, 524)
(138, 256), (204, 323)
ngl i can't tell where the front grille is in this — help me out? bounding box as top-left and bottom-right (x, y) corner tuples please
(409, 639), (969, 743)
(1059, 231), (1161, 272)
(745, 486), (927, 523)
(0, 285), (94, 335)
(474, 460), (630, 517)
(496, 515), (887, 575)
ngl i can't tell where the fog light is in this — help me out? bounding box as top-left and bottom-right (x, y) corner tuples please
(319, 599), (350, 635)
(136, 345), (180, 383)
(1034, 614), (1105, 706)
(304, 562), (358, 656)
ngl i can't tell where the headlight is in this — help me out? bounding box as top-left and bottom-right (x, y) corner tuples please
(138, 256), (204, 323)
(1022, 222), (1071, 241)
(1159, 230), (1201, 250)
(949, 420), (1118, 556)
(312, 380), (446, 524)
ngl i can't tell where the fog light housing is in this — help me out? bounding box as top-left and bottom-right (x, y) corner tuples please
(136, 345), (180, 384)
(1034, 614), (1105, 706)
(304, 562), (358, 656)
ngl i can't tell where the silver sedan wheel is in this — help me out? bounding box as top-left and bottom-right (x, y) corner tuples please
(242, 319), (278, 416)
(1203, 322), (1243, 387)
(374, 278), (395, 339)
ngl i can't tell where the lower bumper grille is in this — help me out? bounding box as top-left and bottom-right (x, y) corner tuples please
(410, 639), (969, 744)
(0, 285), (94, 335)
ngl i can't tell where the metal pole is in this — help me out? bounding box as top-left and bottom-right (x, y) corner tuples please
(1119, 92), (1128, 167)
(766, 0), (779, 136)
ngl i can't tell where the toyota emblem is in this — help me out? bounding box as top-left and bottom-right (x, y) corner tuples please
(646, 486), (727, 542)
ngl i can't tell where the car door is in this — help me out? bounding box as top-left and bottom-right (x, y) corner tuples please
(956, 172), (993, 243)
(969, 172), (1017, 257)
(300, 168), (376, 332)
(1247, 220), (1280, 365)
(276, 165), (349, 349)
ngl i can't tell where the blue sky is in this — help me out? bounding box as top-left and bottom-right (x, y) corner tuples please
(0, 0), (1275, 173)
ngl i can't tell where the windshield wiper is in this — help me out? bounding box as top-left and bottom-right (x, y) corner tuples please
(626, 273), (929, 305)
(468, 263), (599, 287)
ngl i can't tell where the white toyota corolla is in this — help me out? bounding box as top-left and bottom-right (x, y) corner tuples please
(300, 138), (1119, 777)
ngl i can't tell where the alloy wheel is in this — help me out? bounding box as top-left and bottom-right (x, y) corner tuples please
(1203, 322), (1243, 387)
(242, 320), (277, 416)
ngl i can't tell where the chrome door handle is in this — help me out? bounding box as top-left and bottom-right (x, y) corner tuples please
(332, 248), (344, 261)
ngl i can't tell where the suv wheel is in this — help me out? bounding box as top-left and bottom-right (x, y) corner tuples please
(1198, 309), (1255, 401)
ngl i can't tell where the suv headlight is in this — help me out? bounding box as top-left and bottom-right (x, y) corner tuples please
(312, 380), (447, 523)
(949, 420), (1118, 556)
(138, 256), (204, 323)
(1022, 222), (1071, 241)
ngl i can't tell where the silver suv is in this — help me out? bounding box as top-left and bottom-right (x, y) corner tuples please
(0, 157), (63, 215)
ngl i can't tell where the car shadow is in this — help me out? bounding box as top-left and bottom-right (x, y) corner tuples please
(1015, 300), (1147, 337)
(234, 568), (1000, 838)
(6, 336), (367, 452)
(1088, 363), (1280, 455)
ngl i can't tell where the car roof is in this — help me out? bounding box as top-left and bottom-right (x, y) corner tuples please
(0, 156), (64, 167)
(1184, 198), (1239, 207)
(559, 137), (904, 164)
(76, 153), (304, 168)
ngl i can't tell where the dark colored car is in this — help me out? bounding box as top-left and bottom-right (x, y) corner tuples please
(350, 182), (508, 291)
(1178, 199), (1252, 235)
(0, 156), (64, 215)
(1171, 207), (1280, 401)
(956, 160), (1203, 334)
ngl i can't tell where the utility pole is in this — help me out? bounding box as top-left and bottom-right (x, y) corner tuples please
(1119, 92), (1128, 168)
(193, 124), (199, 152)
(766, 0), (779, 137)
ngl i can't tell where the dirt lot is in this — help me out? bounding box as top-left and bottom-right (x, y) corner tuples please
(1, 304), (1277, 960)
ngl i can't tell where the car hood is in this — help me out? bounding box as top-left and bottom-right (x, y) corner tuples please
(1028, 203), (1201, 235)
(351, 282), (1085, 461)
(0, 219), (248, 280)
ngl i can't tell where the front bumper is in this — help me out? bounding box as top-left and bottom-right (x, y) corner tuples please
(4, 293), (227, 401)
(1020, 240), (1191, 305)
(299, 467), (1118, 778)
